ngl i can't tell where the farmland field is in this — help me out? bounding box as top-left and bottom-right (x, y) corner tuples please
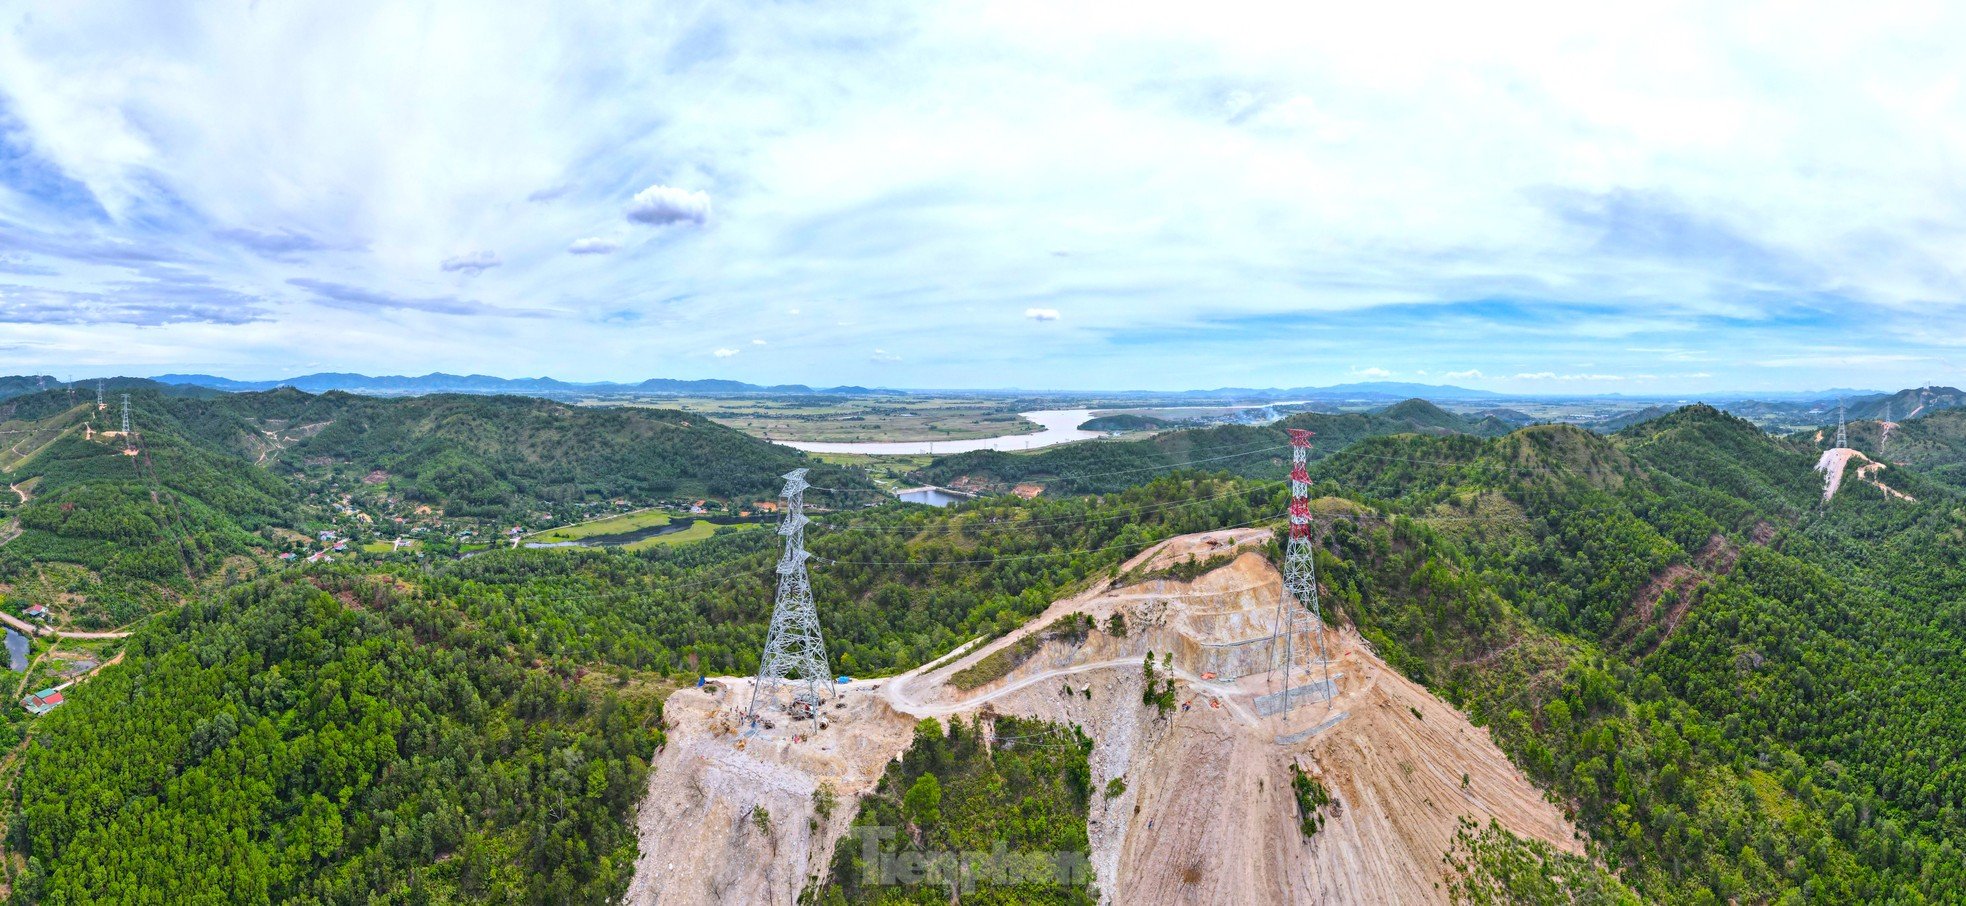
(603, 396), (1042, 443)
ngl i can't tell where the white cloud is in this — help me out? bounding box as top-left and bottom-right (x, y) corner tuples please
(1443, 369), (1484, 380)
(1350, 366), (1392, 379)
(626, 184), (710, 226)
(1025, 308), (1061, 321)
(751, 338), (766, 345)
(713, 347), (738, 358)
(439, 250), (502, 274)
(0, 3), (1960, 389)
(870, 348), (900, 363)
(566, 237), (620, 255)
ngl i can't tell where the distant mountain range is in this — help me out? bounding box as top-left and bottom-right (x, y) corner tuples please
(145, 372), (906, 397)
(143, 375), (1516, 401)
(0, 374), (1945, 419)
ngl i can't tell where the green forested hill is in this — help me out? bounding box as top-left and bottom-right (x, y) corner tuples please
(1306, 405), (1966, 901)
(1839, 406), (1966, 491)
(0, 386), (867, 626)
(12, 571), (658, 904)
(0, 395), (293, 626)
(167, 390), (866, 517)
(915, 399), (1503, 494)
(9, 400), (1966, 903)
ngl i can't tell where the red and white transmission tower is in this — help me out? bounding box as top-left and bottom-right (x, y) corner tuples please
(1274, 429), (1332, 713)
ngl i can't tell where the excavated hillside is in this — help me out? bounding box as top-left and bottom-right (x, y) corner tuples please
(626, 529), (1589, 905)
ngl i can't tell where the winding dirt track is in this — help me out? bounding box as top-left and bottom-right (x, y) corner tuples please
(0, 611), (131, 641)
(882, 654), (1259, 725)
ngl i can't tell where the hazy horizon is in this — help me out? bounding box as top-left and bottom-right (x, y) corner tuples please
(0, 367), (1915, 402)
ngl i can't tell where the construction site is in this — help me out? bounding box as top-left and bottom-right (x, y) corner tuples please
(625, 434), (1587, 904)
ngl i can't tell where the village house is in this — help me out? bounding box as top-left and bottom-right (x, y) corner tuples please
(24, 688), (63, 715)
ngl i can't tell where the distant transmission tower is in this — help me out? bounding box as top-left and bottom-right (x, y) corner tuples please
(1882, 400), (1892, 455)
(746, 468), (833, 726)
(1835, 399), (1848, 449)
(1275, 429), (1332, 714)
(96, 381), (106, 411)
(120, 394), (138, 455)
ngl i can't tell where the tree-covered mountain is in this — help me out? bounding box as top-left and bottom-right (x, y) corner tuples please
(0, 387), (868, 627)
(1835, 406), (1966, 491)
(1304, 405), (1966, 900)
(164, 389), (869, 517)
(1844, 385), (1966, 422)
(8, 398), (1966, 902)
(12, 570), (659, 904)
(0, 393), (293, 626)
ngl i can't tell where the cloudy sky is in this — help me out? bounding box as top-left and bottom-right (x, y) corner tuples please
(1, 2), (1963, 393)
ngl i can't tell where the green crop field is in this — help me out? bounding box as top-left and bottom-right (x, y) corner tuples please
(621, 519), (724, 549)
(527, 508), (673, 543)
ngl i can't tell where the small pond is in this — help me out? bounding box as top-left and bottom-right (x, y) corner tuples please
(5, 628), (30, 673)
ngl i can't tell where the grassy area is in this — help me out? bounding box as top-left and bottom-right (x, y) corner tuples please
(521, 508), (762, 552)
(805, 451), (933, 489)
(620, 520), (759, 550)
(527, 508), (672, 543)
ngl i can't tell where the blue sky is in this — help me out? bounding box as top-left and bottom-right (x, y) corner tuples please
(0, 2), (1963, 393)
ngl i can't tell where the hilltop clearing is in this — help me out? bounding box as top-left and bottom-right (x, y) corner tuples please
(630, 532), (1614, 904)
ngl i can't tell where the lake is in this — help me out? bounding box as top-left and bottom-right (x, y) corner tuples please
(896, 487), (973, 507)
(5, 628), (29, 672)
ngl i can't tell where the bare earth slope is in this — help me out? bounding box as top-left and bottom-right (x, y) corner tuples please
(626, 529), (1587, 904)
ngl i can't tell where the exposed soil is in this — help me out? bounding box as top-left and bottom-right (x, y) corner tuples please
(1816, 448), (1854, 501)
(1818, 448), (1915, 502)
(625, 530), (1587, 905)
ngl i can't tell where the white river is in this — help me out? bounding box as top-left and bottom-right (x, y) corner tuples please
(777, 408), (1105, 455)
(776, 402), (1303, 456)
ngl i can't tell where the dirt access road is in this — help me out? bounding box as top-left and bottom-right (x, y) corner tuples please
(0, 611), (131, 641)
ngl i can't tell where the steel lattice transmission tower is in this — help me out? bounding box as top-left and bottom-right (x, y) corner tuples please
(1835, 399), (1848, 450)
(120, 394), (132, 436)
(96, 381), (106, 411)
(1273, 429), (1332, 714)
(746, 468), (833, 724)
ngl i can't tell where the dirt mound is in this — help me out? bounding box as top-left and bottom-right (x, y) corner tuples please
(627, 530), (1588, 904)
